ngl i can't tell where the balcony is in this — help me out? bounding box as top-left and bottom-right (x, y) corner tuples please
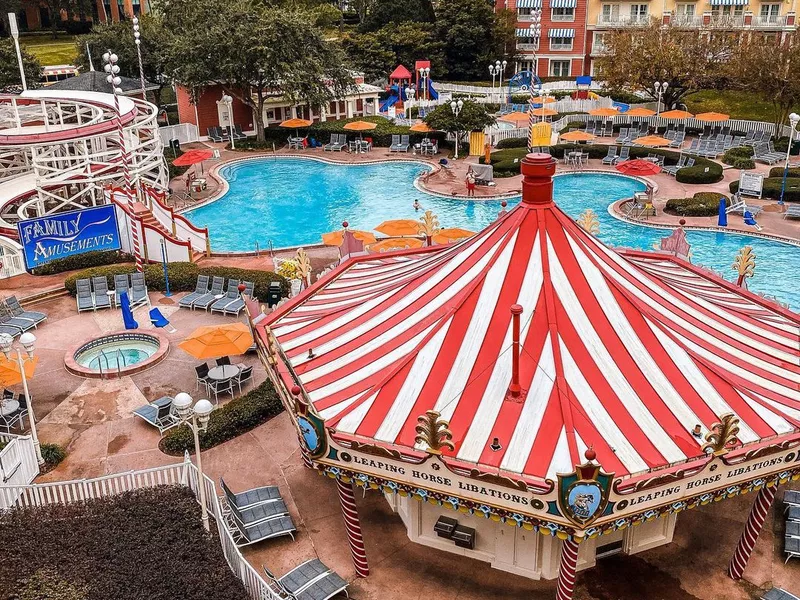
(752, 15), (789, 28)
(516, 43), (539, 51)
(549, 42), (574, 50)
(551, 13), (575, 22)
(517, 14), (534, 22)
(595, 15), (650, 27)
(707, 15), (745, 28)
(671, 14), (703, 28)
(591, 42), (608, 56)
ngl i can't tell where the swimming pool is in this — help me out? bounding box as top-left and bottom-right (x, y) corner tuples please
(66, 332), (169, 378)
(185, 158), (800, 309)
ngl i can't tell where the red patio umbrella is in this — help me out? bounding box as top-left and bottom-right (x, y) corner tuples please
(615, 159), (661, 176)
(173, 149), (214, 175)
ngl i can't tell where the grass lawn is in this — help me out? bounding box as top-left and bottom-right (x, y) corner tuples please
(20, 34), (78, 66)
(0, 486), (248, 600)
(684, 89), (799, 123)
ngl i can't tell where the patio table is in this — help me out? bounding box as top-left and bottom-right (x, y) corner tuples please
(208, 365), (241, 381)
(0, 398), (19, 416)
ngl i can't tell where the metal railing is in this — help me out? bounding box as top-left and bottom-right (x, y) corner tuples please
(596, 14), (650, 27)
(752, 15), (789, 27)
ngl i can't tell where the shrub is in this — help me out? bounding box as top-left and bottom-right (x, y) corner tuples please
(32, 251), (134, 276)
(40, 443), (67, 469)
(64, 262), (290, 299)
(722, 146), (756, 170)
(495, 137), (528, 149)
(729, 176), (800, 202)
(160, 380), (284, 455)
(665, 192), (729, 217)
(768, 167), (800, 178)
(17, 567), (88, 600)
(675, 159), (724, 184)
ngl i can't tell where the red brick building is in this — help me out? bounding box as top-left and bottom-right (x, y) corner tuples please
(15, 0), (149, 32)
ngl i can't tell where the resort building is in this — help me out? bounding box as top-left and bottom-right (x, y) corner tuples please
(12, 0), (149, 32)
(175, 74), (383, 139)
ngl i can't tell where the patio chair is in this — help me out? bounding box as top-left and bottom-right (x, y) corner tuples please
(785, 535), (800, 564)
(743, 130), (755, 144)
(76, 278), (94, 312)
(208, 376), (235, 403)
(1, 394), (28, 431)
(662, 155), (686, 176)
(222, 281), (254, 316)
(783, 205), (800, 220)
(721, 125), (731, 136)
(288, 136), (303, 150)
(786, 490), (800, 509)
(220, 478), (283, 510)
(195, 363), (211, 392)
(130, 272), (150, 308)
(601, 146), (617, 165)
(0, 304), (33, 332)
(233, 124), (247, 140)
(613, 146), (630, 164)
(390, 135), (404, 152)
(5, 296), (46, 327)
(602, 120), (613, 137)
(132, 396), (179, 435)
(179, 275), (211, 309)
(210, 279), (241, 314)
(263, 559), (348, 600)
(216, 356), (231, 367)
(762, 588), (800, 600)
(236, 366), (254, 393)
(229, 511), (296, 547)
(92, 277), (112, 310)
(700, 125), (711, 138)
(686, 138), (699, 153)
(192, 276), (225, 310)
(113, 274), (131, 306)
(615, 128), (629, 144)
(207, 127), (223, 142)
(322, 135), (337, 151)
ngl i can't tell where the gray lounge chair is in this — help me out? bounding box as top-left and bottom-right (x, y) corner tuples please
(76, 278), (94, 312)
(784, 205), (800, 220)
(222, 281), (254, 315)
(207, 127), (224, 142)
(390, 134), (409, 152)
(130, 272), (149, 308)
(114, 274), (130, 306)
(233, 124), (247, 140)
(613, 146), (630, 164)
(229, 512), (296, 547)
(210, 279), (241, 314)
(785, 490), (800, 508)
(221, 477), (282, 510)
(92, 277), (112, 310)
(785, 535), (800, 564)
(264, 559), (349, 600)
(0, 304), (33, 332)
(5, 296), (46, 327)
(192, 276), (225, 310)
(132, 396), (180, 435)
(601, 146), (617, 165)
(179, 275), (210, 309)
(763, 588), (800, 600)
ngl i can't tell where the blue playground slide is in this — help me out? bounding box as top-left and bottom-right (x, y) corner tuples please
(381, 84), (408, 112)
(427, 79), (439, 100)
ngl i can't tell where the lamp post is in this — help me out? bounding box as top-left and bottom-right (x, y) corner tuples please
(132, 17), (146, 100)
(528, 10), (542, 152)
(419, 67), (430, 103)
(0, 332), (43, 465)
(654, 81), (669, 116)
(171, 392), (214, 531)
(497, 60), (508, 104)
(779, 112), (800, 205)
(404, 87), (414, 120)
(7, 13), (26, 91)
(450, 99), (463, 159)
(221, 93), (235, 149)
(489, 64), (498, 103)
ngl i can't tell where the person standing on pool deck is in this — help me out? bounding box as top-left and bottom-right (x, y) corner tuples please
(465, 167), (476, 197)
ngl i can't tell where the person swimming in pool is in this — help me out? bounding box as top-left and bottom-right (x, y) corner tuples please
(413, 199), (422, 211)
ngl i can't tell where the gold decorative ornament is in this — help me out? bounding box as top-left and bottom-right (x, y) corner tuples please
(703, 413), (741, 456)
(576, 209), (600, 235)
(418, 210), (441, 239)
(295, 247), (313, 289)
(732, 246), (756, 287)
(415, 410), (455, 455)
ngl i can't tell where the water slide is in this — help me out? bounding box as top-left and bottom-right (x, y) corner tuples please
(427, 79), (439, 100)
(381, 84), (408, 113)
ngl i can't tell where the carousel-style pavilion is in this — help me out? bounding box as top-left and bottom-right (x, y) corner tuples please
(252, 154), (800, 599)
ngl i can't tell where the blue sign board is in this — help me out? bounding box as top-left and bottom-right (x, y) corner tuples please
(17, 205), (121, 270)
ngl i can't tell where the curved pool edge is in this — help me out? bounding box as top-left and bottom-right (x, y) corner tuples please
(64, 330), (170, 379)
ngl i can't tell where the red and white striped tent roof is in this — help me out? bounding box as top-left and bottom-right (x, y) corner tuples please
(261, 155), (800, 485)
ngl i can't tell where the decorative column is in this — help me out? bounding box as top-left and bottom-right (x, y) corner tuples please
(555, 538), (579, 600)
(335, 478), (370, 577)
(728, 484), (778, 580)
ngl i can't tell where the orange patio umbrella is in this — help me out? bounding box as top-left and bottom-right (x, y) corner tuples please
(374, 219), (422, 237)
(634, 135), (673, 147)
(531, 107), (558, 118)
(532, 96), (557, 104)
(173, 149), (214, 175)
(368, 238), (424, 252)
(0, 355), (37, 387)
(560, 130), (596, 142)
(321, 229), (377, 246)
(696, 112), (730, 122)
(178, 323), (253, 360)
(498, 111), (531, 125)
(343, 120), (378, 132)
(409, 122), (435, 133)
(279, 118), (313, 139)
(432, 228), (476, 245)
(660, 109), (694, 119)
(626, 107), (656, 117)
(589, 107), (619, 117)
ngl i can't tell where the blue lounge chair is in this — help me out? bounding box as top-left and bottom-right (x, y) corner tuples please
(149, 307), (176, 333)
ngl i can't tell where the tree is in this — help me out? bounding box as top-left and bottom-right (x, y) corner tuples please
(360, 0), (435, 32)
(0, 38), (41, 91)
(39, 0), (94, 37)
(424, 100), (495, 152)
(595, 23), (730, 108)
(434, 0), (495, 81)
(76, 15), (173, 106)
(489, 9), (519, 70)
(0, 0), (21, 36)
(341, 31), (396, 83)
(164, 0), (353, 142)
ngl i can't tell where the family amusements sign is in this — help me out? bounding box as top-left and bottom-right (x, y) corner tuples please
(17, 205), (121, 269)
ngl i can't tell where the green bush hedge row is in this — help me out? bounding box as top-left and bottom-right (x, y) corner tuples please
(665, 192), (730, 217)
(768, 167), (800, 178)
(160, 380), (284, 454)
(722, 146), (756, 170)
(32, 250), (134, 276)
(64, 262), (290, 299)
(729, 176), (800, 202)
(495, 137), (528, 149)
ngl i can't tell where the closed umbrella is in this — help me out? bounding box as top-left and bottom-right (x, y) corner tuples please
(321, 229), (377, 246)
(172, 149), (214, 175)
(368, 238), (424, 252)
(634, 135), (672, 147)
(589, 107), (619, 117)
(615, 159), (661, 176)
(560, 130), (596, 142)
(626, 107), (656, 117)
(374, 219), (422, 237)
(696, 112), (730, 122)
(659, 109), (694, 120)
(179, 323), (253, 360)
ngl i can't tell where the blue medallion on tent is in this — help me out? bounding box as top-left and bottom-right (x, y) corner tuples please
(508, 71), (542, 99)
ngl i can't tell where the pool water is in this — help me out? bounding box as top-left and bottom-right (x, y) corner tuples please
(77, 341), (158, 371)
(185, 158), (800, 310)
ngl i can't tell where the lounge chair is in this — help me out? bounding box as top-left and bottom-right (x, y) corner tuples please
(613, 146), (630, 164)
(130, 272), (150, 308)
(113, 274), (130, 306)
(264, 559), (348, 600)
(229, 512), (296, 547)
(192, 276), (225, 310)
(233, 124), (247, 140)
(662, 155), (687, 176)
(615, 128), (630, 144)
(210, 279), (241, 314)
(92, 276), (112, 310)
(207, 127), (224, 143)
(763, 588), (800, 600)
(784, 205), (800, 220)
(221, 477), (282, 510)
(0, 304), (33, 332)
(390, 134), (410, 152)
(601, 146), (618, 165)
(132, 396), (180, 435)
(179, 275), (210, 309)
(785, 535), (800, 564)
(76, 278), (94, 312)
(322, 134), (342, 152)
(222, 281), (254, 315)
(149, 308), (176, 333)
(5, 296), (46, 327)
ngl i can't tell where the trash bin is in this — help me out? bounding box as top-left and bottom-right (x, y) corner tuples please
(170, 139), (181, 153)
(267, 281), (282, 307)
(791, 140), (800, 156)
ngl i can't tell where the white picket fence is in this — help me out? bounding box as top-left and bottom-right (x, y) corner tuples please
(0, 433), (39, 488)
(438, 80), (605, 96)
(158, 123), (200, 146)
(0, 454), (280, 600)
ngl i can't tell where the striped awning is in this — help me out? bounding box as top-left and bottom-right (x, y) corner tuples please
(550, 0), (577, 8)
(710, 0), (747, 5)
(548, 28), (575, 37)
(516, 28), (540, 37)
(517, 0), (542, 7)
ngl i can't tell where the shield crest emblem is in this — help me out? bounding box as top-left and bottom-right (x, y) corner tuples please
(556, 461), (614, 527)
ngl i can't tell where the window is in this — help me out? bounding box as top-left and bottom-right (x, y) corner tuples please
(600, 4), (619, 22)
(629, 4), (648, 21)
(518, 7), (533, 15)
(551, 7), (575, 21)
(712, 5), (743, 17)
(760, 3), (781, 21)
(593, 32), (607, 53)
(676, 3), (695, 17)
(550, 60), (570, 77)
(549, 36), (574, 50)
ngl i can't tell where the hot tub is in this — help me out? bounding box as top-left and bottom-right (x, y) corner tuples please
(65, 331), (169, 378)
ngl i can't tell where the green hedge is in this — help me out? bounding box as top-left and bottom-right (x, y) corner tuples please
(722, 146), (756, 170)
(768, 167), (800, 178)
(729, 176), (800, 202)
(160, 380), (284, 455)
(665, 192), (729, 217)
(495, 137), (528, 149)
(64, 262), (290, 299)
(31, 250), (134, 276)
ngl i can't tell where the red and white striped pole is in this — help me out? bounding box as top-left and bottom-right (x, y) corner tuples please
(104, 50), (143, 272)
(335, 478), (370, 577)
(555, 538), (579, 600)
(728, 484), (778, 580)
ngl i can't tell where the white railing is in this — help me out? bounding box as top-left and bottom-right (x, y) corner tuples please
(0, 455), (280, 600)
(596, 14), (650, 27)
(0, 433), (39, 488)
(437, 80), (604, 97)
(752, 15), (789, 27)
(708, 15), (745, 27)
(159, 123), (200, 146)
(671, 15), (704, 27)
(0, 237), (26, 278)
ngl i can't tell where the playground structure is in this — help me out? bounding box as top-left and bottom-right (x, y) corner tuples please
(0, 89), (209, 277)
(381, 62), (439, 115)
